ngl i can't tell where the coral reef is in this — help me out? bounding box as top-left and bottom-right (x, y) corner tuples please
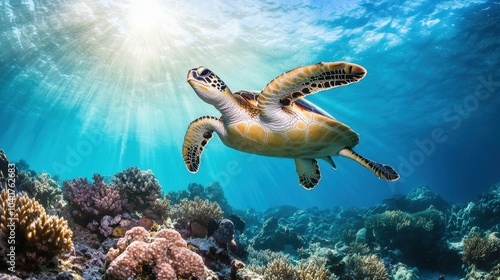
(13, 159), (30, 172)
(448, 184), (500, 236)
(3, 155), (500, 280)
(364, 207), (446, 268)
(63, 174), (122, 223)
(0, 188), (73, 271)
(0, 150), (16, 191)
(112, 167), (165, 214)
(248, 251), (330, 280)
(462, 232), (500, 270)
(213, 218), (235, 246)
(252, 216), (305, 252)
(171, 196), (224, 238)
(106, 226), (210, 279)
(62, 174), (133, 237)
(97, 213), (133, 237)
(168, 181), (232, 214)
(0, 150), (10, 181)
(342, 254), (390, 280)
(389, 263), (420, 280)
(63, 175), (123, 221)
(17, 172), (62, 208)
(383, 185), (449, 212)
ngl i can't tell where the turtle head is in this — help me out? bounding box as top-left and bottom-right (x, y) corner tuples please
(187, 67), (231, 106)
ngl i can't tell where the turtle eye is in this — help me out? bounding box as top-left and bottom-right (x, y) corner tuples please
(197, 67), (210, 76)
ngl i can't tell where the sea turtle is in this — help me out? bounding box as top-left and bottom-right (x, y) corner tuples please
(182, 62), (399, 189)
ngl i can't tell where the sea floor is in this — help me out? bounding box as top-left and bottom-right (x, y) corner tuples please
(0, 151), (499, 279)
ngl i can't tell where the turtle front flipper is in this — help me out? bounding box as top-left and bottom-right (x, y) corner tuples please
(294, 158), (321, 190)
(339, 148), (399, 181)
(258, 62), (366, 120)
(183, 116), (224, 173)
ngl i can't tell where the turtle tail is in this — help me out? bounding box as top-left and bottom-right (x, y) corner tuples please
(339, 148), (399, 181)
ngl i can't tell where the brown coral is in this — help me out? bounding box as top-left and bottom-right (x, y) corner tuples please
(343, 254), (390, 280)
(171, 196), (223, 225)
(248, 250), (330, 280)
(463, 232), (500, 269)
(0, 188), (73, 267)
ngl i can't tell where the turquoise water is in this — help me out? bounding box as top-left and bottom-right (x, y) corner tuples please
(1, 0), (499, 210)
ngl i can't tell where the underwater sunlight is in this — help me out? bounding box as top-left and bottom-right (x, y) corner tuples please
(1, 0), (500, 279)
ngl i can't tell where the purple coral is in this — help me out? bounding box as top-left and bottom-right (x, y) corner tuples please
(63, 178), (98, 218)
(98, 213), (133, 237)
(63, 174), (124, 221)
(106, 227), (207, 279)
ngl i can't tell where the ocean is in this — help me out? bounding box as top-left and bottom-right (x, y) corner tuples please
(1, 0), (498, 211)
(1, 0), (500, 279)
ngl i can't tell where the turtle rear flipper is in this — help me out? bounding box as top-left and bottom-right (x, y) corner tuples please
(182, 116), (224, 173)
(321, 156), (337, 170)
(339, 148), (399, 181)
(294, 158), (321, 190)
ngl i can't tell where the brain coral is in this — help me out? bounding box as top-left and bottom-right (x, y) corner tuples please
(106, 227), (207, 279)
(0, 188), (73, 268)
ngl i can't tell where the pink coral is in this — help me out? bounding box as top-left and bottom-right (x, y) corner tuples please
(106, 227), (206, 279)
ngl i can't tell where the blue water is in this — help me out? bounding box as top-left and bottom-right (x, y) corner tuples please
(1, 0), (499, 210)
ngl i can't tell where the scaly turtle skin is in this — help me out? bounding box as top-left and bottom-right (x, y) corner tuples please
(183, 62), (399, 189)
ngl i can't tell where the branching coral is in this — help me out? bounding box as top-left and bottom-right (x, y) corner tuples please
(364, 207), (445, 269)
(343, 254), (390, 280)
(0, 188), (73, 268)
(365, 207), (445, 245)
(63, 174), (123, 220)
(248, 252), (330, 280)
(167, 181), (232, 214)
(112, 167), (163, 213)
(17, 172), (62, 208)
(106, 227), (207, 279)
(91, 174), (123, 214)
(462, 232), (500, 270)
(62, 177), (96, 218)
(171, 196), (223, 237)
(261, 255), (297, 280)
(297, 258), (330, 280)
(63, 174), (127, 237)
